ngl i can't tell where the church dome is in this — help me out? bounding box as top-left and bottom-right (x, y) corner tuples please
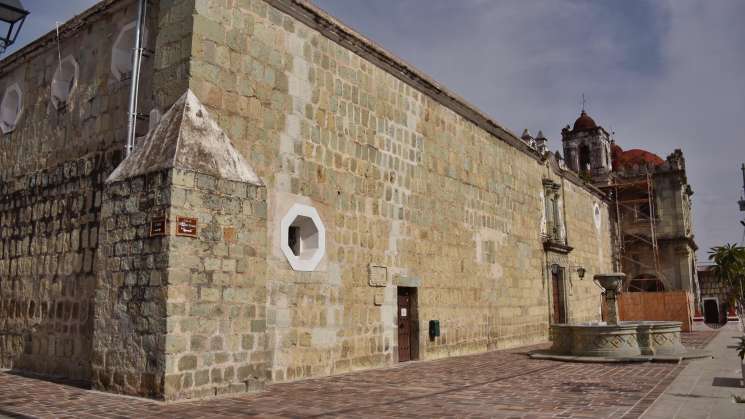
(572, 111), (597, 131)
(616, 148), (664, 169)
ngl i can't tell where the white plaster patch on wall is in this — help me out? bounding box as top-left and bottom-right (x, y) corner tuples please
(596, 202), (605, 262)
(470, 229), (501, 306)
(386, 220), (401, 257)
(379, 284), (397, 356)
(311, 328), (338, 348)
(539, 190), (547, 236)
(557, 195), (567, 241)
(405, 97), (422, 132)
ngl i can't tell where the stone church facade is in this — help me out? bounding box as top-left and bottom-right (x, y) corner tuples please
(559, 110), (697, 296)
(0, 0), (615, 400)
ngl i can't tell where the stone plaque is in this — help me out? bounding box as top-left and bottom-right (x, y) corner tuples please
(368, 265), (387, 287)
(149, 217), (167, 237)
(176, 216), (198, 237)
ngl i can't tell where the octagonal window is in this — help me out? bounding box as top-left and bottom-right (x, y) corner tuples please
(111, 21), (149, 81)
(51, 55), (79, 109)
(0, 83), (22, 134)
(280, 204), (325, 271)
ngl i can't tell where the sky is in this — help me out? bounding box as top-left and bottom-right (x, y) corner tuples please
(5, 0), (745, 259)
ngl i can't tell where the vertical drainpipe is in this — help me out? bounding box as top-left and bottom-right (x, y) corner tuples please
(126, 0), (147, 156)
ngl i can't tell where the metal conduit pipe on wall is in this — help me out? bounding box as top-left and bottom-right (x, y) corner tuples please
(125, 0), (147, 156)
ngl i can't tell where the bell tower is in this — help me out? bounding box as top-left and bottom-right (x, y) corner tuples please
(561, 109), (613, 185)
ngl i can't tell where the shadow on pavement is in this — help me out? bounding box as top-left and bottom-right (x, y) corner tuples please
(712, 377), (742, 388)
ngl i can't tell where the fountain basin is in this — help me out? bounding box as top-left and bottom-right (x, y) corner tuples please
(530, 320), (706, 362)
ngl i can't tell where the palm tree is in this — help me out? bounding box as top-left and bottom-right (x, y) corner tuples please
(709, 243), (745, 329)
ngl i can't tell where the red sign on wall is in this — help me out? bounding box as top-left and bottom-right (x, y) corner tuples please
(176, 216), (198, 238)
(149, 217), (167, 237)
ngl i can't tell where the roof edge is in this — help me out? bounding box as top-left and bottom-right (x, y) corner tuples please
(264, 0), (539, 162)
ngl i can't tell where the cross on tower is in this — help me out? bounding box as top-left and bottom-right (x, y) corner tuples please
(581, 94), (587, 113)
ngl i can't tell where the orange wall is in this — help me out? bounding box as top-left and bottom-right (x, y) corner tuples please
(613, 291), (693, 332)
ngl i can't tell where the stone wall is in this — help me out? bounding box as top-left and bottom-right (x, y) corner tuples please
(164, 169), (268, 400)
(185, 0), (614, 383)
(0, 0), (617, 398)
(560, 174), (613, 323)
(0, 0), (196, 385)
(91, 169), (171, 397)
(0, 151), (118, 380)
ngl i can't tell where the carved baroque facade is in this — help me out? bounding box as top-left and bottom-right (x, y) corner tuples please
(561, 109), (697, 296)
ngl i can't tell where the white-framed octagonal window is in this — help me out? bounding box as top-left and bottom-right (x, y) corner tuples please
(111, 21), (149, 81)
(280, 203), (326, 271)
(0, 83), (22, 134)
(51, 55), (79, 109)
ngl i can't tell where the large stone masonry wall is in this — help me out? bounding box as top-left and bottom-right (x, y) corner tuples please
(560, 174), (613, 323)
(91, 169), (171, 397)
(0, 151), (118, 380)
(164, 169), (268, 400)
(186, 0), (614, 383)
(0, 0), (195, 387)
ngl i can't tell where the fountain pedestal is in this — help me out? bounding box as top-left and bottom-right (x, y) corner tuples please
(595, 273), (622, 325)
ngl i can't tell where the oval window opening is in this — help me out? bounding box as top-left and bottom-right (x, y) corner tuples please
(51, 56), (79, 109)
(1, 84), (22, 134)
(111, 22), (149, 81)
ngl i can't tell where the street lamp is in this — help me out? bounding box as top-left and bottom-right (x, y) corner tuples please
(0, 0), (28, 54)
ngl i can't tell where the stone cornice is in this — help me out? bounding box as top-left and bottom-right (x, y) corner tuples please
(543, 240), (574, 255)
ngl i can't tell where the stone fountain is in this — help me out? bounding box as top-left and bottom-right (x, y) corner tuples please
(529, 273), (708, 362)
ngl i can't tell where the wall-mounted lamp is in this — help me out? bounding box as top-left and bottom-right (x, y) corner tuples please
(0, 0), (29, 54)
(576, 266), (586, 279)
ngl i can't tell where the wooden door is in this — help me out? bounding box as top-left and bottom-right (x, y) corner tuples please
(397, 287), (417, 362)
(551, 271), (566, 324)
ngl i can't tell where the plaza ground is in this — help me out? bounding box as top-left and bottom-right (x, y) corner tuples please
(0, 329), (727, 419)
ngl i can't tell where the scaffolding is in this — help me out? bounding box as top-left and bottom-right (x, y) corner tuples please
(606, 171), (670, 292)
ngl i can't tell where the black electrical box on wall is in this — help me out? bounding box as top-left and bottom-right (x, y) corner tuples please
(429, 320), (440, 338)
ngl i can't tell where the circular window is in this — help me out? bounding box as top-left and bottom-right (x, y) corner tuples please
(51, 56), (79, 109)
(111, 21), (149, 81)
(0, 83), (22, 134)
(593, 203), (602, 230)
(280, 203), (326, 271)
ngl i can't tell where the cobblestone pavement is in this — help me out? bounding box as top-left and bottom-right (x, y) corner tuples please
(0, 331), (717, 419)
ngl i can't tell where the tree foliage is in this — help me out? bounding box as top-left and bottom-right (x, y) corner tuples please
(708, 243), (745, 331)
(708, 243), (745, 300)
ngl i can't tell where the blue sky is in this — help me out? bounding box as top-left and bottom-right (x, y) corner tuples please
(6, 0), (745, 259)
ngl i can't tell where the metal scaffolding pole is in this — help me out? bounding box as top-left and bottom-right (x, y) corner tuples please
(606, 170), (670, 291)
